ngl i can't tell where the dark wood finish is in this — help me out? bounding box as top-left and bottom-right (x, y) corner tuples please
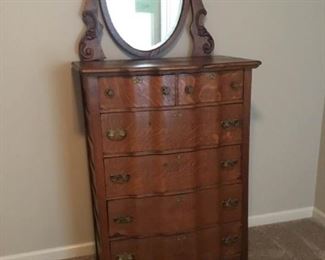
(79, 0), (105, 61)
(72, 56), (261, 75)
(73, 56), (261, 260)
(99, 0), (190, 58)
(108, 189), (220, 238)
(190, 0), (215, 56)
(110, 227), (220, 260)
(104, 145), (241, 199)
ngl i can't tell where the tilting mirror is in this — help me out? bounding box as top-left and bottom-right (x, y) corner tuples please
(105, 0), (183, 51)
(100, 0), (190, 57)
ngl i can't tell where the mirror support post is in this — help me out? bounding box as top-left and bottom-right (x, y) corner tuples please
(190, 0), (215, 56)
(79, 0), (105, 61)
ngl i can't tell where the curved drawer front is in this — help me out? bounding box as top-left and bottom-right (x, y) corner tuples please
(101, 104), (243, 155)
(111, 227), (220, 260)
(178, 70), (243, 105)
(105, 146), (242, 198)
(110, 223), (242, 260)
(99, 75), (176, 110)
(107, 185), (242, 237)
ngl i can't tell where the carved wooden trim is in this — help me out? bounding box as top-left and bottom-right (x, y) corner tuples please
(190, 0), (215, 56)
(79, 0), (105, 61)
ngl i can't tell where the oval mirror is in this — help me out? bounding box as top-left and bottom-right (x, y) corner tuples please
(100, 0), (189, 57)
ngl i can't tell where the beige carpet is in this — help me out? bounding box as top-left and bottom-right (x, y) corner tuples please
(70, 219), (325, 260)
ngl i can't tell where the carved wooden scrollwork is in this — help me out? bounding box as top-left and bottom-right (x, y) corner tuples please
(78, 0), (215, 60)
(190, 0), (215, 56)
(79, 0), (105, 61)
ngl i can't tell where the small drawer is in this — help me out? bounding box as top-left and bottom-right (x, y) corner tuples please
(110, 227), (220, 260)
(178, 70), (243, 105)
(99, 75), (176, 110)
(101, 104), (243, 155)
(105, 146), (242, 198)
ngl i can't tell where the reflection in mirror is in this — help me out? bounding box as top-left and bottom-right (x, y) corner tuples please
(106, 0), (183, 51)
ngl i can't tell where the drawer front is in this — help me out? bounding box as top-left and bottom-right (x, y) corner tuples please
(111, 227), (220, 260)
(178, 71), (243, 105)
(110, 223), (242, 260)
(107, 185), (242, 237)
(108, 189), (219, 237)
(101, 104), (243, 154)
(105, 146), (241, 198)
(99, 75), (176, 110)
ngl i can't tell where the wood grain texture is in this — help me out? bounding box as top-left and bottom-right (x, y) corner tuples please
(107, 185), (242, 238)
(72, 56), (261, 75)
(110, 227), (220, 260)
(101, 104), (243, 155)
(73, 56), (261, 260)
(99, 75), (177, 109)
(104, 146), (242, 199)
(178, 70), (244, 105)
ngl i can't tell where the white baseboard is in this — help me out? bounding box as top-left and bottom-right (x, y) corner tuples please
(0, 242), (95, 260)
(0, 207), (316, 260)
(313, 207), (325, 227)
(248, 207), (313, 227)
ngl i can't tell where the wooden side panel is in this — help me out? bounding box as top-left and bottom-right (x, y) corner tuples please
(241, 69), (253, 260)
(110, 227), (220, 260)
(178, 71), (243, 105)
(99, 75), (176, 110)
(80, 75), (110, 260)
(105, 146), (242, 198)
(101, 104), (243, 154)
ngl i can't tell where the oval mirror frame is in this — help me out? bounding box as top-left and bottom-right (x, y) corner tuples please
(99, 0), (190, 58)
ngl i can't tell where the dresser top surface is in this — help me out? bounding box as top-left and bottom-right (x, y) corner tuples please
(72, 55), (261, 75)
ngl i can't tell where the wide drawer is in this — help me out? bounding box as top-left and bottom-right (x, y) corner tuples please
(105, 146), (242, 198)
(110, 223), (242, 260)
(178, 70), (243, 105)
(101, 104), (243, 155)
(99, 75), (177, 110)
(107, 185), (242, 238)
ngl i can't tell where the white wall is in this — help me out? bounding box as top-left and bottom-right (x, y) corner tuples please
(1, 0), (324, 257)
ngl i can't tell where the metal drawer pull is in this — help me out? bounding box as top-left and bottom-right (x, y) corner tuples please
(185, 85), (194, 95)
(230, 82), (242, 90)
(222, 235), (240, 246)
(115, 253), (135, 260)
(221, 119), (241, 129)
(133, 76), (143, 84)
(221, 160), (238, 168)
(110, 174), (130, 184)
(106, 129), (127, 141)
(105, 88), (114, 97)
(177, 235), (188, 241)
(222, 198), (240, 208)
(161, 86), (170, 96)
(114, 216), (134, 224)
(208, 72), (217, 79)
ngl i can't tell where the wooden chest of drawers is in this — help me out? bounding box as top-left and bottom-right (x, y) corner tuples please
(72, 56), (261, 260)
